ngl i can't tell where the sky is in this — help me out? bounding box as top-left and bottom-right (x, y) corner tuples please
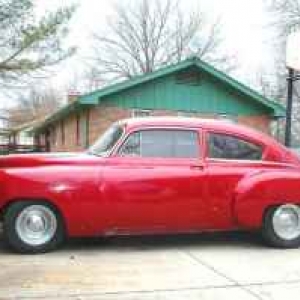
(0, 0), (279, 109)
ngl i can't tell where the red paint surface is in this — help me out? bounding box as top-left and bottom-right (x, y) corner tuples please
(1, 118), (300, 237)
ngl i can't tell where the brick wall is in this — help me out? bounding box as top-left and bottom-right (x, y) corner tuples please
(88, 106), (130, 147)
(49, 113), (80, 152)
(238, 115), (271, 134)
(47, 106), (131, 152)
(44, 104), (272, 152)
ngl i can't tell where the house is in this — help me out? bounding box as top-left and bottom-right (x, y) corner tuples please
(0, 120), (45, 154)
(33, 57), (285, 152)
(0, 116), (10, 155)
(9, 121), (37, 145)
(0, 116), (9, 145)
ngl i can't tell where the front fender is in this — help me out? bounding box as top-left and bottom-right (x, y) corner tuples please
(0, 169), (8, 205)
(0, 166), (101, 236)
(234, 171), (300, 229)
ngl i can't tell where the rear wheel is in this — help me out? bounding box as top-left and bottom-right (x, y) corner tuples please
(4, 201), (65, 253)
(262, 204), (300, 248)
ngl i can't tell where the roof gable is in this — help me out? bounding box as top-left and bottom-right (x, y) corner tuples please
(78, 57), (285, 117)
(34, 57), (285, 132)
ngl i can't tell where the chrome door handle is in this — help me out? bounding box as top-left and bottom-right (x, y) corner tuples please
(190, 165), (204, 170)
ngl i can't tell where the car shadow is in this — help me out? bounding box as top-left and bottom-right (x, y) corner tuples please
(0, 229), (267, 254)
(71, 232), (266, 252)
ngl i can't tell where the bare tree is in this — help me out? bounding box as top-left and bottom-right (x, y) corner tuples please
(269, 0), (300, 33)
(89, 0), (234, 85)
(266, 0), (300, 91)
(265, 0), (300, 145)
(6, 85), (63, 127)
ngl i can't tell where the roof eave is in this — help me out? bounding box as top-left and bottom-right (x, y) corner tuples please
(193, 60), (285, 117)
(32, 101), (79, 133)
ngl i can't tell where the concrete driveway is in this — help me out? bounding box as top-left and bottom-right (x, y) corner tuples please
(0, 230), (300, 300)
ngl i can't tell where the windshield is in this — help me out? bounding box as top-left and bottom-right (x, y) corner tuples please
(88, 123), (124, 156)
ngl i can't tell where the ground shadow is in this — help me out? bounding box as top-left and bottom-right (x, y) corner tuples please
(0, 229), (267, 254)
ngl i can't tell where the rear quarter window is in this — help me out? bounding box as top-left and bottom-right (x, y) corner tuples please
(207, 133), (263, 161)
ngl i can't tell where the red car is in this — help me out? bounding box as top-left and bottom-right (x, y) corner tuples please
(1, 117), (300, 253)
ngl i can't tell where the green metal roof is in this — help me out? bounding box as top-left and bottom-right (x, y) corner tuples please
(34, 57), (285, 132)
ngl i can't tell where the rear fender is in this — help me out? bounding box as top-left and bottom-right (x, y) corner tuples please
(234, 171), (300, 229)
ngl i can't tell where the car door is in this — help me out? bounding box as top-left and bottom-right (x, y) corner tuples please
(101, 127), (210, 234)
(204, 131), (266, 230)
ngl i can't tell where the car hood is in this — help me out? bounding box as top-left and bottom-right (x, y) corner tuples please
(0, 152), (104, 168)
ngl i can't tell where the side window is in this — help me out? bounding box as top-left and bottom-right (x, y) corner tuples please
(208, 133), (263, 160)
(119, 131), (141, 156)
(118, 129), (200, 158)
(173, 130), (200, 158)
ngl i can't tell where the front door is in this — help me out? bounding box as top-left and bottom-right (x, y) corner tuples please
(101, 128), (209, 234)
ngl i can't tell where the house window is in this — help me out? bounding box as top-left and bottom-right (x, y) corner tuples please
(60, 120), (65, 145)
(86, 109), (90, 147)
(175, 70), (202, 85)
(76, 114), (80, 146)
(78, 110), (90, 148)
(51, 126), (57, 146)
(218, 114), (237, 123)
(79, 114), (86, 147)
(131, 109), (151, 118)
(177, 111), (196, 117)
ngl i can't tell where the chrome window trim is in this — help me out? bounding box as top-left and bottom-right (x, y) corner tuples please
(111, 125), (203, 160)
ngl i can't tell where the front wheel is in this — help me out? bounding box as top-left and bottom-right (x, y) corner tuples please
(4, 201), (65, 253)
(262, 204), (300, 248)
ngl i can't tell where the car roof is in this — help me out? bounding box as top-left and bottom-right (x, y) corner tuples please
(120, 116), (235, 128)
(112, 116), (300, 164)
(119, 116), (274, 142)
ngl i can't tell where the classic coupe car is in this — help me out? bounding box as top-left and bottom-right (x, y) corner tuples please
(1, 117), (300, 253)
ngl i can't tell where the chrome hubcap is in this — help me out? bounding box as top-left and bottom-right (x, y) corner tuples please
(16, 205), (57, 246)
(272, 204), (300, 240)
